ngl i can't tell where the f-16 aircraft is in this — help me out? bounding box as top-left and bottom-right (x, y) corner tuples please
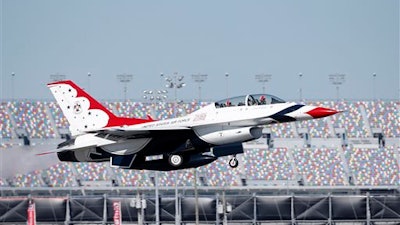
(47, 80), (338, 171)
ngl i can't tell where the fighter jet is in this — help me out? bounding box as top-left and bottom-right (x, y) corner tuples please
(47, 80), (338, 171)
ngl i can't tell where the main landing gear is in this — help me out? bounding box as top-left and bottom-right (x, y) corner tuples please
(228, 155), (239, 168)
(168, 154), (183, 167)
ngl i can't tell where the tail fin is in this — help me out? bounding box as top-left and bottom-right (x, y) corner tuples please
(47, 80), (152, 136)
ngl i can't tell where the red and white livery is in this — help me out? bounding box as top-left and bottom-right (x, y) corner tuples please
(48, 80), (338, 170)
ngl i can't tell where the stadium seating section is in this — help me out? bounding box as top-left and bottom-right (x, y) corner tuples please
(0, 100), (398, 187)
(292, 147), (347, 185)
(41, 163), (78, 187)
(8, 101), (56, 139)
(344, 146), (399, 186)
(0, 102), (13, 139)
(243, 148), (293, 181)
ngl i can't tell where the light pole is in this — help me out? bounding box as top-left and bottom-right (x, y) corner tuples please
(160, 73), (164, 89)
(191, 73), (208, 101)
(87, 72), (92, 93)
(299, 73), (303, 101)
(117, 74), (133, 102)
(225, 73), (229, 98)
(11, 72), (15, 100)
(372, 73), (377, 101)
(329, 74), (346, 101)
(255, 74), (272, 94)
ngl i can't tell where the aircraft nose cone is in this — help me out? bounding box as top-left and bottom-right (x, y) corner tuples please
(306, 107), (338, 118)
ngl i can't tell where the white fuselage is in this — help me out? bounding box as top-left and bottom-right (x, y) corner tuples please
(140, 102), (313, 129)
(61, 102), (316, 156)
(129, 102), (313, 145)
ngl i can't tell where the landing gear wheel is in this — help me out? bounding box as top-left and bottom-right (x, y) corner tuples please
(169, 154), (183, 167)
(229, 157), (239, 168)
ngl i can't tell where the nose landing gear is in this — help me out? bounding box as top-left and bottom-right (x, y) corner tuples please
(228, 155), (239, 168)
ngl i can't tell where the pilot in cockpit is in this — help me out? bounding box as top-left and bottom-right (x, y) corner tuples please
(259, 95), (266, 105)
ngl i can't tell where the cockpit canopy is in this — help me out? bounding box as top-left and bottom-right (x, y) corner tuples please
(215, 94), (285, 108)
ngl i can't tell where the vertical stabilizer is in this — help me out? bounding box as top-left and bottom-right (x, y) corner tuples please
(47, 80), (151, 136)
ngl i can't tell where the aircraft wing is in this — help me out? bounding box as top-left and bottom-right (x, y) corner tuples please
(86, 126), (191, 138)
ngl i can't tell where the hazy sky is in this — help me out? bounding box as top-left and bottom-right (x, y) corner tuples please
(1, 0), (399, 101)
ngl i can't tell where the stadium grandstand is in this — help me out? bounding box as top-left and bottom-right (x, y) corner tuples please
(0, 99), (399, 224)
